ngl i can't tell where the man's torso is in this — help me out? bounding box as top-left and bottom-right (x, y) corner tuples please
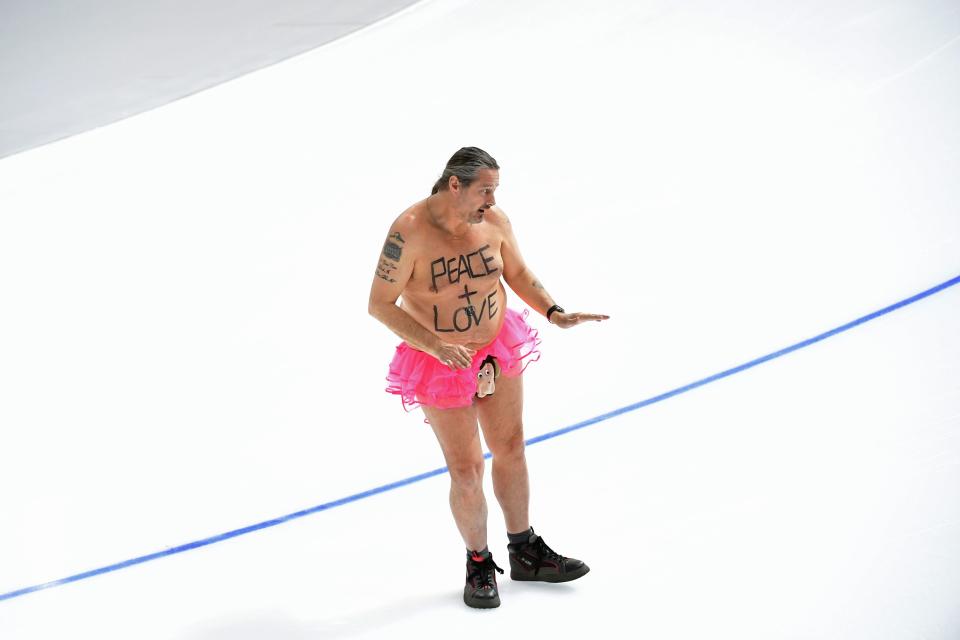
(398, 202), (508, 349)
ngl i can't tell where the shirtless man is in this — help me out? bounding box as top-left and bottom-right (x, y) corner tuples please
(368, 147), (609, 609)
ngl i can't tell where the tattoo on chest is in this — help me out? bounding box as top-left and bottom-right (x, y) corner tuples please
(429, 244), (501, 333)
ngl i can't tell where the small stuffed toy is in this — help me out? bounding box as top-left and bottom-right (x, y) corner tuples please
(476, 355), (501, 398)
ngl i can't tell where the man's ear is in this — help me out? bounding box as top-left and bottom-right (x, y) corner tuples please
(448, 175), (460, 193)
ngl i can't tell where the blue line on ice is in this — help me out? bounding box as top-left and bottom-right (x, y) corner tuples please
(2, 273), (958, 603)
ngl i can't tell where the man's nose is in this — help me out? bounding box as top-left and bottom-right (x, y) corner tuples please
(487, 194), (496, 206)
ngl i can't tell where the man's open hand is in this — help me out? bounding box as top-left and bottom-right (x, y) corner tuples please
(551, 312), (610, 329)
(433, 342), (477, 369)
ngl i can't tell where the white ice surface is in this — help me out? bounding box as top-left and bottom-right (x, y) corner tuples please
(1, 0), (959, 638)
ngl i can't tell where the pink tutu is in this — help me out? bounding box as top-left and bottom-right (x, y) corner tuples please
(386, 308), (541, 411)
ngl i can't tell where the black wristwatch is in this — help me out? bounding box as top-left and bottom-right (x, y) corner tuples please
(546, 304), (565, 323)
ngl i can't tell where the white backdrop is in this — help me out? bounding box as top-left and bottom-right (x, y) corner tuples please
(1, 1), (958, 638)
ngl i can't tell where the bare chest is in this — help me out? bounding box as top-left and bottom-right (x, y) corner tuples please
(405, 236), (506, 337)
(421, 242), (502, 294)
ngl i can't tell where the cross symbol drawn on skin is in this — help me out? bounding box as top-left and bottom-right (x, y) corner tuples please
(458, 284), (478, 316)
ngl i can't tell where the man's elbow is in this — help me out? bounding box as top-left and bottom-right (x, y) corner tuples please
(368, 298), (393, 320)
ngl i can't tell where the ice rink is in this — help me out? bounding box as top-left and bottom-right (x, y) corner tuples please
(1, 1), (959, 638)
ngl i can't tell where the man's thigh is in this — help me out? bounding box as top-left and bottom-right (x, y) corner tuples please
(423, 404), (483, 465)
(476, 373), (524, 452)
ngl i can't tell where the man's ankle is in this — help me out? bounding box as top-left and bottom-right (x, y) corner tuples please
(507, 527), (533, 545)
(467, 546), (491, 561)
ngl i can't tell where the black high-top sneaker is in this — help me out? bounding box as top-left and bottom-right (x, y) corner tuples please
(464, 551), (505, 608)
(507, 528), (590, 583)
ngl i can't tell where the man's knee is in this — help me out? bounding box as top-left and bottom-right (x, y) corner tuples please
(448, 457), (485, 488)
(489, 426), (525, 460)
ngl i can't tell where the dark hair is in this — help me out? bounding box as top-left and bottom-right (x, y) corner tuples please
(431, 147), (499, 195)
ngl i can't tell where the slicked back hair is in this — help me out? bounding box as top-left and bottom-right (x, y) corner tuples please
(431, 147), (500, 195)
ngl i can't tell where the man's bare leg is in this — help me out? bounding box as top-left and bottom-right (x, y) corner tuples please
(422, 403), (488, 551)
(476, 373), (529, 534)
(476, 371), (589, 583)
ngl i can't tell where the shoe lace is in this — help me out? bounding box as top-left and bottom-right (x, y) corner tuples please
(530, 535), (563, 563)
(468, 554), (504, 588)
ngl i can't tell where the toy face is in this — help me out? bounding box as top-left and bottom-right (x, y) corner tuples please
(476, 362), (497, 398)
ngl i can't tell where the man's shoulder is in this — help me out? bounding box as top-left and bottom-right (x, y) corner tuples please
(483, 206), (512, 231)
(388, 201), (430, 246)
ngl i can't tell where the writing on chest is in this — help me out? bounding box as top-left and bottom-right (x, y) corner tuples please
(428, 244), (500, 292)
(433, 283), (499, 333)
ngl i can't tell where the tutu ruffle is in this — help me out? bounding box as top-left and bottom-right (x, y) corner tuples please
(386, 308), (541, 411)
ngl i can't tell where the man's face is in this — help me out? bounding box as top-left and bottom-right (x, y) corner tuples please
(456, 168), (499, 224)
